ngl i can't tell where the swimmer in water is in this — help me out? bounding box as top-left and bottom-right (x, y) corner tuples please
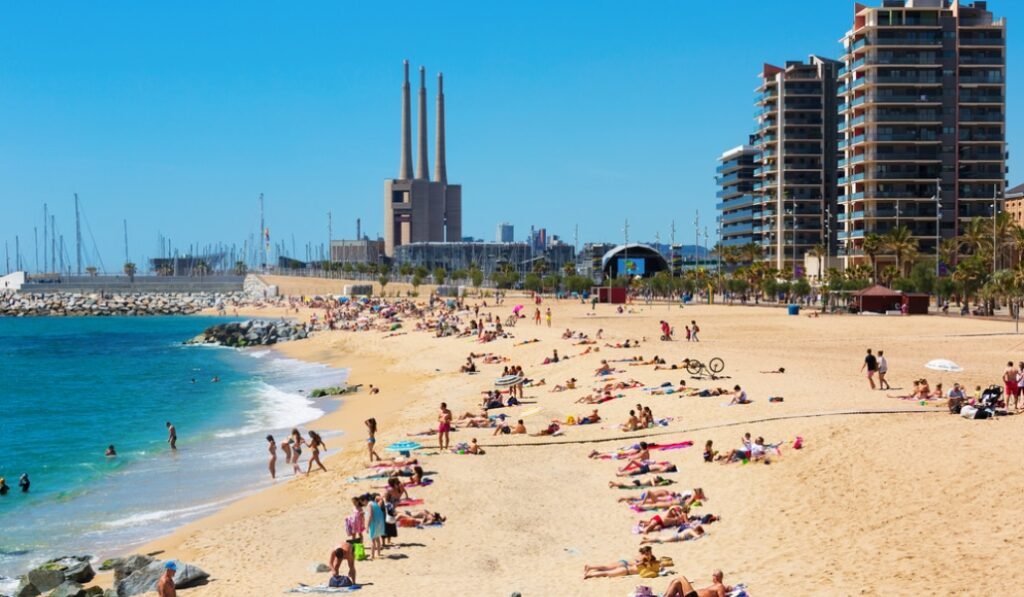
(105, 445), (117, 457)
(166, 421), (177, 450)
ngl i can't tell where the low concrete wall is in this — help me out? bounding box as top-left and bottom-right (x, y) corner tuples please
(19, 275), (245, 294)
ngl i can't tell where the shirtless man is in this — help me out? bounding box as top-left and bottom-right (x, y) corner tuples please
(329, 542), (357, 584)
(437, 403), (453, 451)
(166, 422), (177, 450)
(157, 561), (177, 597)
(662, 569), (730, 597)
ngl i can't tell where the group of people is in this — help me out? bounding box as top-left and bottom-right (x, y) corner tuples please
(860, 348), (891, 390)
(265, 428), (328, 479)
(0, 473), (30, 496)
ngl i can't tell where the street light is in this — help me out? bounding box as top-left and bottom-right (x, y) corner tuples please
(934, 177), (942, 278)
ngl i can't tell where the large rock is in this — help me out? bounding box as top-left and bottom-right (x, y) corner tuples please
(115, 561), (208, 597)
(48, 581), (85, 597)
(13, 578), (41, 597)
(110, 556), (154, 585)
(51, 557), (94, 584)
(25, 568), (63, 593)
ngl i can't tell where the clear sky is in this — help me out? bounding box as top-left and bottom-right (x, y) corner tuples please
(0, 0), (1019, 271)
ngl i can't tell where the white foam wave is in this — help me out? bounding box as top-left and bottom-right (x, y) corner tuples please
(248, 349), (272, 359)
(214, 382), (324, 438)
(103, 495), (243, 529)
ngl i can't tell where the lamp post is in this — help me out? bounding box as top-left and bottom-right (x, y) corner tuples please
(992, 186), (999, 274)
(934, 177), (942, 278)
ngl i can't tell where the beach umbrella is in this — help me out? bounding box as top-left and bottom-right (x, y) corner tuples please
(925, 359), (963, 373)
(495, 374), (524, 388)
(512, 304), (524, 314)
(385, 440), (422, 453)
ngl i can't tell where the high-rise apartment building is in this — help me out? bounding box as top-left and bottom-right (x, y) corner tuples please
(753, 57), (841, 271)
(716, 143), (761, 251)
(496, 222), (515, 243)
(383, 61), (463, 257)
(837, 0), (1006, 267)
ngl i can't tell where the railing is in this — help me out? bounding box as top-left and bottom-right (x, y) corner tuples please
(960, 73), (1004, 84)
(871, 111), (941, 122)
(959, 111), (1004, 122)
(959, 55), (1005, 65)
(872, 36), (942, 46)
(960, 37), (1004, 47)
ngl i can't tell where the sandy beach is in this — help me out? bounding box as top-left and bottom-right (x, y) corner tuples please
(126, 276), (1024, 596)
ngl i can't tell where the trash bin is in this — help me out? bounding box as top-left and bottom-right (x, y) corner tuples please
(787, 304), (800, 316)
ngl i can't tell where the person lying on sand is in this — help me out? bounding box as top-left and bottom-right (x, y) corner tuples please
(573, 409), (601, 425)
(760, 367), (786, 374)
(590, 441), (650, 461)
(616, 462), (678, 476)
(608, 476), (673, 489)
(576, 390), (617, 404)
(372, 457), (419, 468)
(637, 505), (690, 534)
(654, 359), (693, 371)
(583, 545), (657, 580)
(531, 422), (561, 437)
(641, 524), (711, 544)
(550, 378), (578, 392)
(396, 509), (446, 527)
(619, 487), (705, 507)
(661, 570), (731, 597)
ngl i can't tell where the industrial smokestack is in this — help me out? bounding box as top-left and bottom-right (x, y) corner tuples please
(416, 66), (429, 180)
(434, 72), (447, 184)
(399, 60), (413, 180)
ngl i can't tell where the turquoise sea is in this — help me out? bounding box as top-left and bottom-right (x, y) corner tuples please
(0, 317), (346, 590)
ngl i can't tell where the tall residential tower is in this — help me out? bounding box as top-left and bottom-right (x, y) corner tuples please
(837, 0), (1006, 268)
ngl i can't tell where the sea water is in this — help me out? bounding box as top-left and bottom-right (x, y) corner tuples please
(0, 316), (346, 588)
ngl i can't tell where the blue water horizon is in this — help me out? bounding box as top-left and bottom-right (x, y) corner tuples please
(0, 316), (346, 586)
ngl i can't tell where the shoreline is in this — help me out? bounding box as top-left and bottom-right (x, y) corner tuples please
(25, 283), (1024, 595)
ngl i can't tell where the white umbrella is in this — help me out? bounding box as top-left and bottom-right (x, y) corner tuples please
(925, 359), (963, 373)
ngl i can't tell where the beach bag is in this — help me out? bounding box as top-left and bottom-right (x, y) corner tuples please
(637, 561), (660, 579)
(350, 539), (366, 561)
(960, 405), (979, 419)
(328, 575), (353, 588)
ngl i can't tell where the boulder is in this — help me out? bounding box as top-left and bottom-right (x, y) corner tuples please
(115, 561), (208, 597)
(110, 555), (154, 585)
(13, 578), (41, 597)
(50, 557), (94, 584)
(26, 567), (64, 593)
(48, 581), (85, 597)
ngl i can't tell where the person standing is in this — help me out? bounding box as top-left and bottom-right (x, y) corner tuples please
(18, 474), (30, 493)
(157, 561), (177, 597)
(1015, 362), (1024, 412)
(545, 307), (552, 328)
(266, 435), (277, 480)
(438, 402), (452, 451)
(166, 422), (177, 450)
(690, 320), (700, 342)
(861, 349), (878, 390)
(534, 307), (541, 325)
(1003, 361), (1018, 408)
(877, 350), (890, 390)
(0, 477), (8, 496)
(365, 418), (381, 462)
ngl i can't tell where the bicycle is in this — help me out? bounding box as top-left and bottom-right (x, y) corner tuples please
(505, 314), (519, 327)
(685, 357), (725, 378)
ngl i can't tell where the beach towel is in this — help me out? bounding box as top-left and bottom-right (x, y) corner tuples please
(397, 498), (423, 507)
(286, 584), (362, 593)
(728, 583), (749, 597)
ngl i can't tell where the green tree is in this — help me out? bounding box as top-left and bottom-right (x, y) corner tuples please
(411, 273), (423, 292)
(399, 263), (413, 277)
(378, 274), (390, 291)
(470, 267), (484, 290)
(882, 225), (918, 277)
(433, 267), (447, 285)
(233, 261), (248, 276)
(791, 277), (811, 300)
(542, 273), (561, 292)
(524, 272), (542, 292)
(909, 261), (936, 295)
(123, 262), (137, 282)
(862, 233), (884, 283)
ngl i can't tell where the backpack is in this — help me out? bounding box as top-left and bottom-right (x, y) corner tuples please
(328, 575), (353, 588)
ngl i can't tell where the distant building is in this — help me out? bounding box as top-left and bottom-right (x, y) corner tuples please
(1004, 183), (1024, 226)
(716, 143), (761, 251)
(393, 242), (575, 277)
(330, 239), (385, 265)
(496, 222), (514, 243)
(383, 61), (462, 257)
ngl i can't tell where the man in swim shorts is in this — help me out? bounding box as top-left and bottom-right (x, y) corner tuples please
(662, 569), (730, 597)
(438, 402), (452, 451)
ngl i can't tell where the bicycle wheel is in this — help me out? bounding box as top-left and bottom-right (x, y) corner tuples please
(709, 357), (725, 374)
(686, 360), (703, 376)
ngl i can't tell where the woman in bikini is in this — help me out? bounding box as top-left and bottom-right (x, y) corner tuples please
(289, 428), (304, 475)
(365, 418), (381, 462)
(306, 430), (327, 474)
(608, 476), (673, 489)
(583, 545), (657, 579)
(266, 435), (277, 480)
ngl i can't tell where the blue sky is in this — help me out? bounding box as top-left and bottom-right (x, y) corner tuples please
(0, 1), (1019, 271)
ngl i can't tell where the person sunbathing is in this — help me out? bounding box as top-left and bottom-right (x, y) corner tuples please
(576, 409), (601, 425)
(575, 391), (616, 404)
(583, 546), (656, 580)
(621, 487), (706, 508)
(616, 461), (677, 476)
(621, 410), (641, 432)
(460, 357), (477, 373)
(595, 360), (614, 376)
(531, 422), (561, 436)
(402, 466), (428, 487)
(493, 418), (527, 435)
(590, 441), (650, 461)
(760, 367), (786, 374)
(638, 505), (689, 534)
(373, 457), (419, 468)
(466, 439), (485, 455)
(655, 359), (693, 371)
(641, 406), (654, 428)
(642, 525), (707, 544)
(661, 570), (731, 597)
(551, 378), (578, 392)
(396, 509), (446, 527)
(608, 476), (673, 489)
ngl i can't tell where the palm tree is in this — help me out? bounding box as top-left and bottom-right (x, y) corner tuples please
(883, 226), (918, 277)
(1008, 226), (1024, 268)
(939, 237), (962, 271)
(862, 233), (884, 283)
(806, 243), (826, 281)
(740, 242), (763, 265)
(233, 261), (248, 276)
(961, 217), (991, 256)
(123, 262), (137, 283)
(562, 262), (576, 277)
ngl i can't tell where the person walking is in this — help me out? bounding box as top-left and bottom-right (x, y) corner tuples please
(877, 350), (890, 390)
(166, 421), (177, 450)
(861, 349), (878, 390)
(690, 320), (700, 342)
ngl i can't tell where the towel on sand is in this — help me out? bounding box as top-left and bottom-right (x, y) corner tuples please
(286, 583), (362, 593)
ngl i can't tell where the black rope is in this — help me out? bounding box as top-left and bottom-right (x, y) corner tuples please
(478, 408), (945, 448)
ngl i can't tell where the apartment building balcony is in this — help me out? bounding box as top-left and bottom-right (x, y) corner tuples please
(866, 73), (941, 85)
(960, 36), (1005, 47)
(871, 35), (942, 47)
(959, 72), (1004, 84)
(870, 110), (941, 123)
(959, 110), (1004, 123)
(959, 54), (1005, 66)
(959, 91), (1005, 104)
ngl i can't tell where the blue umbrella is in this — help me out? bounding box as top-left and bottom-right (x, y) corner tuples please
(385, 441), (422, 453)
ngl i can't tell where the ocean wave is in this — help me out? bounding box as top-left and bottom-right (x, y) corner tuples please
(102, 495), (243, 529)
(214, 382), (324, 438)
(248, 349), (272, 359)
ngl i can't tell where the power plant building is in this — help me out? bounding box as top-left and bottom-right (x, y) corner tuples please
(383, 61), (462, 257)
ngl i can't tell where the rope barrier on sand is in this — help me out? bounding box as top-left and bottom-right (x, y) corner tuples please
(478, 409), (945, 448)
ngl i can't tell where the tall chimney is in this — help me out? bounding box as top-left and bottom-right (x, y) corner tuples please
(434, 72), (447, 184)
(416, 66), (429, 180)
(399, 60), (413, 180)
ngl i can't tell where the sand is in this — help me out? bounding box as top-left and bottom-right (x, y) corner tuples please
(132, 281), (1024, 595)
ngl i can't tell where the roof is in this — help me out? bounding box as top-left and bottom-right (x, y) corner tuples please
(1005, 183), (1024, 199)
(852, 284), (901, 297)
